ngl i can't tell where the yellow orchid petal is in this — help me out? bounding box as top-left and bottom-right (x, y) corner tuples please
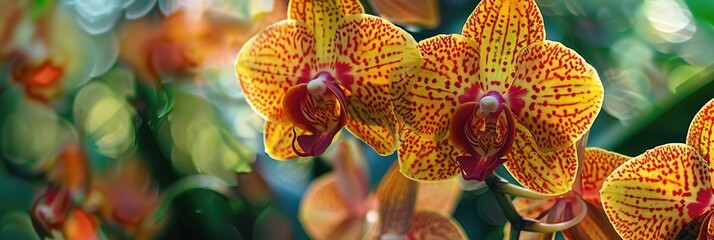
(370, 0), (440, 29)
(461, 0), (545, 93)
(562, 201), (621, 240)
(506, 40), (603, 152)
(581, 148), (630, 206)
(236, 20), (316, 122)
(392, 34), (481, 140)
(334, 14), (420, 155)
(687, 99), (714, 167)
(397, 128), (462, 182)
(504, 120), (577, 195)
(298, 173), (352, 240)
(263, 121), (307, 160)
(601, 143), (714, 240)
(406, 211), (468, 240)
(416, 179), (462, 215)
(287, 0), (363, 65)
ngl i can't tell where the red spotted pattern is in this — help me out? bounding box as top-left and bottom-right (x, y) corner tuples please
(504, 120), (578, 195)
(461, 0), (544, 94)
(581, 148), (630, 206)
(336, 15), (421, 155)
(687, 99), (714, 168)
(397, 128), (462, 182)
(288, 0), (364, 64)
(507, 41), (603, 152)
(406, 211), (468, 240)
(601, 144), (714, 240)
(392, 34), (482, 140)
(236, 21), (316, 122)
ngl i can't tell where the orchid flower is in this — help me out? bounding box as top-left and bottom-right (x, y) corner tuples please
(600, 99), (714, 239)
(393, 0), (603, 195)
(2, 1), (115, 103)
(119, 0), (287, 84)
(505, 148), (627, 239)
(235, 0), (422, 159)
(299, 139), (464, 239)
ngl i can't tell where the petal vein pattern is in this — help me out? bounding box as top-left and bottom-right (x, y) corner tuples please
(336, 15), (421, 155)
(392, 34), (481, 140)
(507, 41), (603, 152)
(687, 99), (714, 167)
(600, 144), (714, 240)
(236, 21), (316, 122)
(288, 0), (364, 65)
(504, 120), (577, 195)
(461, 0), (545, 93)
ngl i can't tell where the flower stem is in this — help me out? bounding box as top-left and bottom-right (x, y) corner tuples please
(486, 174), (588, 235)
(484, 175), (523, 226)
(137, 175), (234, 235)
(488, 174), (560, 199)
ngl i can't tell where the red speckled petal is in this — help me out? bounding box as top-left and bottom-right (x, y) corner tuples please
(370, 0), (440, 29)
(416, 179), (462, 215)
(263, 121), (307, 160)
(581, 148), (630, 206)
(687, 99), (714, 167)
(506, 40), (603, 152)
(406, 211), (468, 240)
(461, 0), (544, 93)
(236, 20), (316, 122)
(397, 128), (462, 182)
(504, 120), (578, 195)
(333, 15), (420, 155)
(298, 173), (352, 240)
(288, 0), (363, 65)
(392, 34), (481, 140)
(600, 144), (714, 240)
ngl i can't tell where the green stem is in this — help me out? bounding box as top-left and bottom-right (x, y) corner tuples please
(489, 174), (560, 200)
(509, 223), (521, 240)
(485, 175), (522, 226)
(137, 175), (234, 235)
(486, 174), (588, 235)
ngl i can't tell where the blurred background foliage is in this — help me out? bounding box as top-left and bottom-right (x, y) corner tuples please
(0, 0), (713, 239)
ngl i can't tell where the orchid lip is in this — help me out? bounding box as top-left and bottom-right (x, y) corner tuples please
(449, 97), (516, 181)
(284, 72), (348, 157)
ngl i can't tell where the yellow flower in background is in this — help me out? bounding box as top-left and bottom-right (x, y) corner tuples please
(393, 0), (603, 195)
(369, 0), (441, 30)
(235, 0), (421, 159)
(601, 99), (714, 239)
